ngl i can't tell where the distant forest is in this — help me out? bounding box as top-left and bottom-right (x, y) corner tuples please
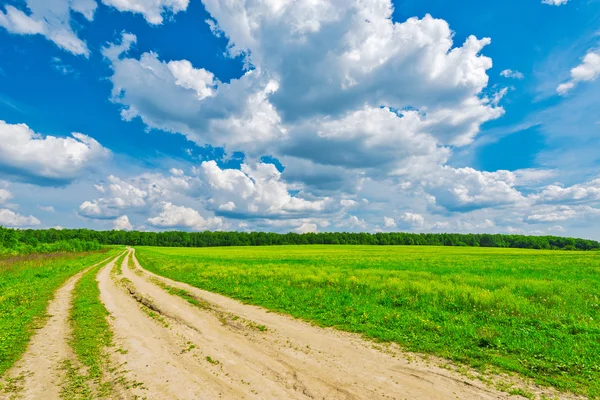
(1, 226), (599, 253)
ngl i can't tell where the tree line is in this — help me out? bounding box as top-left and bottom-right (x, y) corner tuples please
(0, 226), (102, 255)
(2, 226), (599, 252)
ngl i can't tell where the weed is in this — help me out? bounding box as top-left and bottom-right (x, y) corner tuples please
(205, 356), (220, 365)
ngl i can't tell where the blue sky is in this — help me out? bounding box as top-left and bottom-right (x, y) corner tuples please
(0, 0), (599, 239)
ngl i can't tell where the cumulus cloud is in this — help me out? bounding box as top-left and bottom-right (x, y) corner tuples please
(295, 222), (317, 234)
(399, 212), (425, 228)
(383, 216), (396, 228)
(418, 167), (526, 212)
(500, 69), (524, 79)
(526, 205), (578, 223)
(148, 202), (223, 231)
(104, 2), (503, 173)
(0, 208), (40, 227)
(0, 188), (13, 204)
(113, 215), (134, 231)
(535, 178), (600, 204)
(542, 0), (569, 5)
(0, 120), (110, 184)
(198, 161), (330, 218)
(101, 0), (189, 25)
(557, 51), (600, 95)
(103, 35), (282, 154)
(79, 172), (198, 219)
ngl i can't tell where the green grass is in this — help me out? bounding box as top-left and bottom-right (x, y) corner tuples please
(65, 251), (126, 399)
(135, 245), (600, 398)
(69, 252), (125, 376)
(0, 249), (120, 377)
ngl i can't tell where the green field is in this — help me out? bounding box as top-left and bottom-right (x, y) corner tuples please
(0, 249), (119, 377)
(136, 245), (600, 398)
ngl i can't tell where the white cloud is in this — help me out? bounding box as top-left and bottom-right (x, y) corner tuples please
(295, 222), (317, 234)
(103, 36), (282, 154)
(542, 0), (569, 5)
(500, 69), (524, 79)
(101, 0), (189, 25)
(169, 168), (184, 177)
(526, 205), (577, 223)
(113, 215), (134, 231)
(418, 167), (527, 212)
(339, 215), (367, 230)
(218, 201), (236, 211)
(0, 3), (92, 56)
(557, 51), (600, 95)
(38, 205), (56, 213)
(199, 161), (330, 217)
(535, 178), (600, 204)
(341, 199), (358, 208)
(0, 120), (110, 184)
(383, 216), (396, 228)
(399, 212), (425, 227)
(0, 208), (40, 227)
(167, 60), (216, 100)
(0, 189), (13, 204)
(102, 32), (137, 61)
(148, 202), (223, 231)
(79, 172), (198, 219)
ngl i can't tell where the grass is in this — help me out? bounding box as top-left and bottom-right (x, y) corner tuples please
(70, 252), (125, 377)
(64, 251), (131, 399)
(135, 245), (600, 398)
(0, 249), (120, 377)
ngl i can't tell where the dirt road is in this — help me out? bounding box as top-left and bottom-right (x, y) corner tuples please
(3, 249), (569, 399)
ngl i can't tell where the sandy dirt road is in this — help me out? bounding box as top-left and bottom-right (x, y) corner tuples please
(1, 254), (117, 400)
(94, 249), (526, 400)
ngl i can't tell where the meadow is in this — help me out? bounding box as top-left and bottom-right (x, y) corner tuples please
(136, 245), (600, 398)
(0, 249), (119, 377)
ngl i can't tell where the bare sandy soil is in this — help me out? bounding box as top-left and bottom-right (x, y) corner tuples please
(2, 249), (578, 400)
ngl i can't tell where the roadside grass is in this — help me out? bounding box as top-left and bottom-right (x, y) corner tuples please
(0, 249), (119, 378)
(64, 251), (127, 399)
(135, 245), (600, 398)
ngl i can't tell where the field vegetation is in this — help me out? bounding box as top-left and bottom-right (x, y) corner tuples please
(0, 249), (119, 377)
(136, 245), (600, 398)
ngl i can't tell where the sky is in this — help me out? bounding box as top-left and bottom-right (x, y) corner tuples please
(0, 0), (599, 239)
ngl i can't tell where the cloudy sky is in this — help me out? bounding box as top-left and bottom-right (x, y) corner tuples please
(0, 0), (599, 238)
